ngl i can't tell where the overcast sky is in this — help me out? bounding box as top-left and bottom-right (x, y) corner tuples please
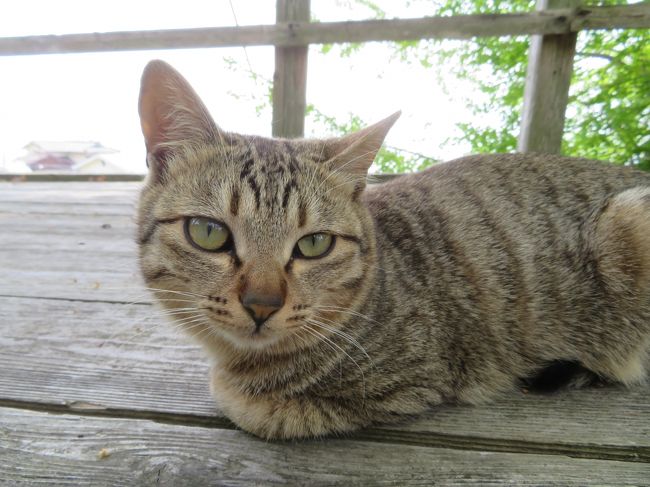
(0, 0), (480, 173)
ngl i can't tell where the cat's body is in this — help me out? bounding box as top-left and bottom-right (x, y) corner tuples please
(137, 60), (650, 439)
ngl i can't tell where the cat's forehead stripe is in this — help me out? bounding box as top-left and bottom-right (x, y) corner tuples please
(230, 188), (240, 217)
(298, 201), (307, 228)
(229, 137), (306, 215)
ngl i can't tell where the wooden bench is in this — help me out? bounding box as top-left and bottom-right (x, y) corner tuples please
(1, 181), (648, 485)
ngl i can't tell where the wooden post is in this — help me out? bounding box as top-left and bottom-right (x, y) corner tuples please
(517, 0), (580, 154)
(272, 0), (310, 138)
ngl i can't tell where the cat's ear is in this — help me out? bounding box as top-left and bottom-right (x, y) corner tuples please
(139, 60), (221, 179)
(323, 111), (400, 195)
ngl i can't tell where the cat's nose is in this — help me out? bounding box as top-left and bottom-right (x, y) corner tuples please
(240, 290), (284, 329)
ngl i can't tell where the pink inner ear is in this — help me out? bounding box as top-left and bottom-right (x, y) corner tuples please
(141, 118), (161, 154)
(139, 73), (175, 154)
(147, 146), (172, 170)
(138, 60), (221, 160)
(325, 111), (401, 178)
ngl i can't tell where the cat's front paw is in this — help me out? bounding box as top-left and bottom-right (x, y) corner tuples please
(210, 368), (363, 440)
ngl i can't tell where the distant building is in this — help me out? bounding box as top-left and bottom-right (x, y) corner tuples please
(17, 141), (124, 173)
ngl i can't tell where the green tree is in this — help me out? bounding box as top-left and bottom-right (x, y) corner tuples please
(393, 0), (650, 168)
(228, 1), (649, 172)
(306, 105), (438, 173)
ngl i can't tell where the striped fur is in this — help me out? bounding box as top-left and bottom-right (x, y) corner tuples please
(137, 60), (650, 439)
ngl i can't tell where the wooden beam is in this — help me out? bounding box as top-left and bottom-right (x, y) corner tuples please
(0, 173), (144, 182)
(572, 2), (650, 30)
(518, 0), (580, 154)
(0, 4), (648, 56)
(272, 0), (310, 138)
(6, 407), (650, 486)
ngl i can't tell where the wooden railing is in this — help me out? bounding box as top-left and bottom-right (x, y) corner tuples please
(1, 0), (649, 156)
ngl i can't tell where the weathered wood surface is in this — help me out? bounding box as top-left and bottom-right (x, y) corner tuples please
(0, 173), (144, 182)
(272, 0), (310, 138)
(2, 293), (650, 459)
(518, 0), (579, 154)
(2, 407), (649, 487)
(1, 182), (650, 484)
(1, 4), (649, 56)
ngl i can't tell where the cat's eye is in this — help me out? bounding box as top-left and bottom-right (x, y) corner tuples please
(185, 217), (231, 252)
(295, 233), (334, 259)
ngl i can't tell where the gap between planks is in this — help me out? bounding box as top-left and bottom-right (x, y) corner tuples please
(1, 397), (647, 464)
(0, 293), (152, 306)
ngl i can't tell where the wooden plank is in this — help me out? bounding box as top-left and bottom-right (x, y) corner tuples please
(0, 181), (140, 201)
(1, 295), (649, 456)
(272, 0), (310, 138)
(1, 5), (649, 56)
(2, 407), (649, 486)
(0, 213), (137, 250)
(0, 181), (141, 193)
(0, 173), (144, 182)
(0, 297), (210, 415)
(0, 185), (142, 300)
(0, 202), (135, 217)
(0, 181), (139, 216)
(2, 182), (650, 464)
(572, 2), (650, 30)
(518, 0), (580, 154)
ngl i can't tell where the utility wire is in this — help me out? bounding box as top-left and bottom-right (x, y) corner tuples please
(228, 0), (255, 77)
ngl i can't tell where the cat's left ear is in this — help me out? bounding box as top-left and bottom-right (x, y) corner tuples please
(323, 111), (401, 196)
(139, 60), (222, 179)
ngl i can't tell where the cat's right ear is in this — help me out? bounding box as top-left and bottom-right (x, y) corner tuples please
(139, 60), (221, 181)
(321, 112), (400, 197)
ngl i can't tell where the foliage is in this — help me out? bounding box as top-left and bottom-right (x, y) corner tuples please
(227, 0), (649, 172)
(223, 53), (437, 173)
(306, 105), (438, 173)
(397, 0), (649, 168)
(565, 29), (650, 168)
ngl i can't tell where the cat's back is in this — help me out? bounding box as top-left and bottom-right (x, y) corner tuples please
(366, 153), (650, 219)
(363, 153), (650, 336)
(361, 153), (650, 400)
(365, 153), (650, 246)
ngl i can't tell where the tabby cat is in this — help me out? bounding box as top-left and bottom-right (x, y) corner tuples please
(137, 60), (650, 439)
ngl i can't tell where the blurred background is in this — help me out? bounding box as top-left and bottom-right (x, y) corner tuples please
(0, 0), (647, 175)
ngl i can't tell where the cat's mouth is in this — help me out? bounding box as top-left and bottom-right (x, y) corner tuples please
(209, 316), (289, 350)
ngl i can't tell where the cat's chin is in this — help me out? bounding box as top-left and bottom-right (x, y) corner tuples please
(216, 325), (290, 352)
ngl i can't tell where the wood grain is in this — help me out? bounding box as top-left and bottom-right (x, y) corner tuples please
(1, 295), (649, 456)
(2, 182), (650, 485)
(0, 5), (648, 56)
(1, 407), (649, 486)
(518, 0), (579, 154)
(272, 0), (310, 138)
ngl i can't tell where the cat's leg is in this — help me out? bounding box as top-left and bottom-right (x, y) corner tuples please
(519, 361), (605, 393)
(210, 366), (369, 439)
(583, 186), (650, 385)
(210, 366), (444, 439)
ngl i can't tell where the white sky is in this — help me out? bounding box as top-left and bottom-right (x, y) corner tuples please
(0, 0), (480, 173)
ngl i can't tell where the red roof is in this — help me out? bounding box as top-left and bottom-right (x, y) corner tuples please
(27, 154), (75, 171)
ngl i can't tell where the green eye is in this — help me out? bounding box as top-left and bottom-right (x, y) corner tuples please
(295, 233), (334, 259)
(185, 217), (231, 251)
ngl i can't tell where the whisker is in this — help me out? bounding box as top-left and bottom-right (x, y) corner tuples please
(141, 287), (210, 299)
(312, 305), (380, 325)
(315, 148), (378, 194)
(301, 323), (366, 402)
(123, 310), (206, 337)
(306, 317), (373, 367)
(121, 308), (201, 332)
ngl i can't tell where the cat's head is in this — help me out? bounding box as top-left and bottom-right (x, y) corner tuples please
(137, 60), (398, 354)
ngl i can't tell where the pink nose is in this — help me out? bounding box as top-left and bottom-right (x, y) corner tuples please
(240, 290), (284, 328)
